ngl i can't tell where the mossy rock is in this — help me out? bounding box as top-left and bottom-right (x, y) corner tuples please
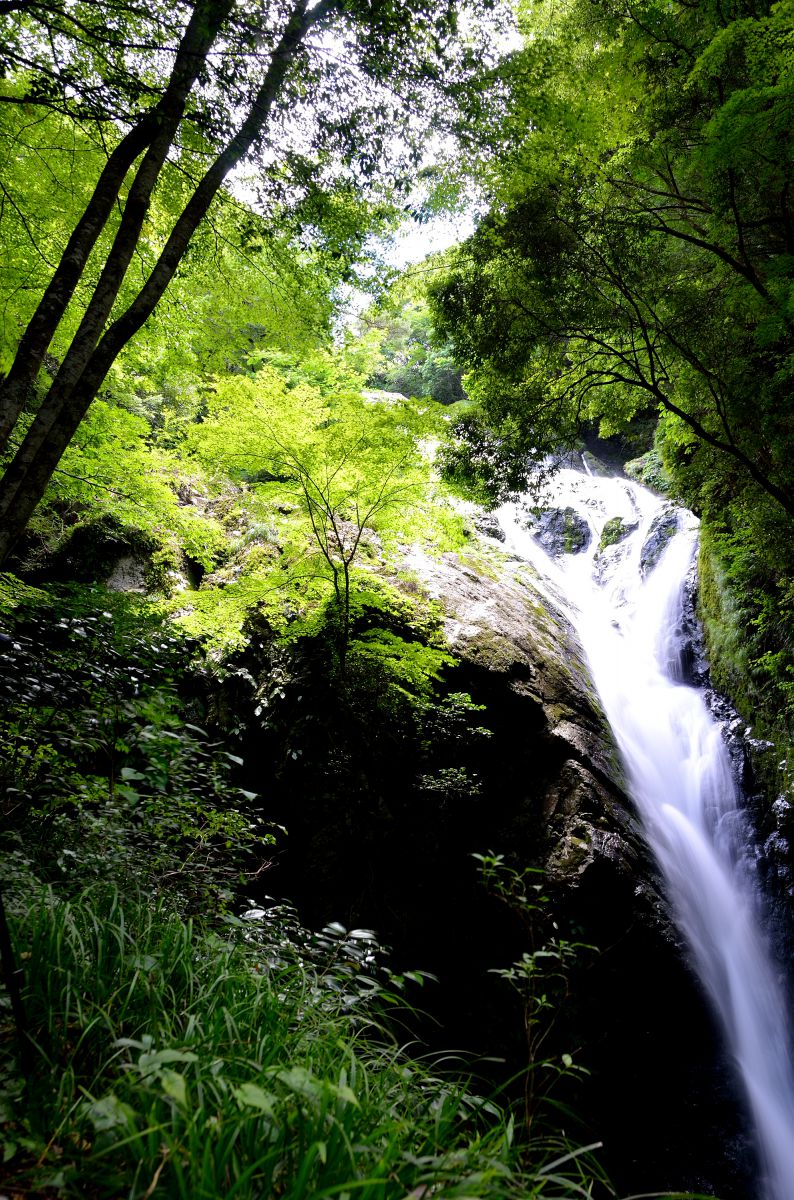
(529, 506), (591, 556)
(40, 515), (159, 587)
(463, 628), (527, 674)
(0, 572), (50, 615)
(640, 506), (679, 576)
(598, 516), (638, 552)
(625, 449), (671, 495)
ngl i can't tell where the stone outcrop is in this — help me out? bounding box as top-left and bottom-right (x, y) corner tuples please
(385, 538), (754, 1200)
(472, 512), (506, 542)
(598, 515), (638, 551)
(226, 527), (755, 1200)
(522, 505), (591, 556)
(399, 541), (641, 886)
(640, 503), (679, 575)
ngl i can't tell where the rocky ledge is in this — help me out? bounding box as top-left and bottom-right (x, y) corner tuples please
(400, 541), (643, 887)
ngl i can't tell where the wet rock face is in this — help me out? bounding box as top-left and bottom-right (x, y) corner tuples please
(640, 504), (679, 575)
(236, 535), (650, 988)
(592, 515), (639, 585)
(105, 555), (149, 593)
(523, 505), (591, 556)
(680, 558), (772, 805)
(223, 534), (755, 1200)
(473, 513), (506, 542)
(400, 542), (633, 868)
(682, 555), (794, 932)
(598, 515), (638, 551)
(410, 540), (757, 1200)
(235, 540), (658, 1093)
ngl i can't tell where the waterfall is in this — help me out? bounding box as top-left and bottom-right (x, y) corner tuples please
(497, 464), (794, 1200)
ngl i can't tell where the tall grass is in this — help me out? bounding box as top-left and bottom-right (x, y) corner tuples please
(0, 887), (615, 1199)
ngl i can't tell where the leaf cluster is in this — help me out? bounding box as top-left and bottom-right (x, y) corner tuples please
(0, 591), (271, 909)
(428, 0), (794, 518)
(363, 298), (467, 405)
(175, 349), (465, 654)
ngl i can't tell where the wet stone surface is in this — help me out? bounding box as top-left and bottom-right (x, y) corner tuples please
(522, 505), (592, 556)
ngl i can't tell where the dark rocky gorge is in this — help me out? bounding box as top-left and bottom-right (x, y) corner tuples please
(211, 530), (758, 1200)
(36, 471), (775, 1196)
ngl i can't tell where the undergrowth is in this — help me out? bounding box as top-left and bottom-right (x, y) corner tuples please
(0, 587), (273, 913)
(0, 887), (615, 1200)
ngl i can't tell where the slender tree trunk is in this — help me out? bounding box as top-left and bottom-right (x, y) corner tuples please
(0, 0), (335, 565)
(32, 0), (236, 413)
(0, 121), (155, 450)
(0, 0), (233, 453)
(339, 559), (351, 677)
(0, 0), (232, 473)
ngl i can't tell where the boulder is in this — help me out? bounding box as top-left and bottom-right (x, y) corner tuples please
(524, 505), (592, 556)
(473, 513), (506, 542)
(640, 504), (680, 575)
(401, 541), (632, 865)
(224, 536), (755, 1200)
(598, 515), (638, 551)
(592, 516), (640, 584)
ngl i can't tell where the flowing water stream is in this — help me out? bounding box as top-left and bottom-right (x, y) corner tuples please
(496, 463), (794, 1200)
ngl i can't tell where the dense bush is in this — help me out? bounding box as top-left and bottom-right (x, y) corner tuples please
(0, 585), (272, 911)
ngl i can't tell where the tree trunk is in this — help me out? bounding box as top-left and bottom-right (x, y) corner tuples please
(0, 0), (235, 454)
(0, 0), (335, 565)
(35, 0), (236, 413)
(0, 120), (155, 450)
(339, 559), (351, 678)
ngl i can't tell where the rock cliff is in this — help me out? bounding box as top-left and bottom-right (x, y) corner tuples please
(398, 540), (642, 887)
(226, 525), (753, 1200)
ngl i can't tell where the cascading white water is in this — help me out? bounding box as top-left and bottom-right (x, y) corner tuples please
(497, 464), (794, 1200)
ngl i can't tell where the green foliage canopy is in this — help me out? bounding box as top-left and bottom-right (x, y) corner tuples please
(184, 351), (457, 656)
(429, 0), (794, 516)
(0, 0), (505, 563)
(364, 298), (467, 405)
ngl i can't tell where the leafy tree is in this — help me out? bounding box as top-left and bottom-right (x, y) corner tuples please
(428, 0), (794, 517)
(269, 431), (424, 674)
(0, 0), (500, 565)
(0, 102), (340, 474)
(0, 0), (198, 125)
(186, 355), (439, 670)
